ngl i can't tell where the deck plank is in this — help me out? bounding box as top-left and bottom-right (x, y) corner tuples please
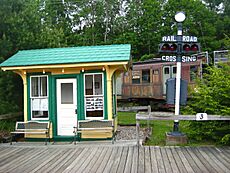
(160, 147), (172, 173)
(29, 148), (67, 173)
(74, 147), (98, 173)
(180, 147), (201, 173)
(51, 148), (84, 173)
(88, 147), (108, 173)
(96, 147), (113, 173)
(200, 147), (229, 173)
(144, 147), (152, 173)
(36, 148), (73, 173)
(0, 147), (25, 165)
(175, 147), (194, 173)
(207, 147), (230, 173)
(102, 147), (118, 173)
(66, 147), (101, 173)
(123, 146), (134, 173)
(110, 147), (123, 173)
(0, 148), (31, 172)
(66, 147), (94, 173)
(170, 147), (187, 173)
(155, 146), (166, 173)
(149, 146), (159, 173)
(164, 147), (180, 173)
(138, 147), (145, 173)
(27, 149), (66, 173)
(214, 147), (230, 163)
(0, 148), (35, 170)
(116, 146), (129, 173)
(8, 148), (49, 173)
(211, 147), (230, 167)
(0, 145), (229, 173)
(186, 147), (216, 173)
(0, 146), (14, 155)
(131, 146), (138, 173)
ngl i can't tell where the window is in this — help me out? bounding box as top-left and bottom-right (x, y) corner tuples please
(164, 67), (169, 74)
(132, 71), (140, 84)
(30, 76), (48, 119)
(173, 67), (177, 74)
(84, 73), (103, 119)
(142, 69), (150, 83)
(153, 69), (159, 75)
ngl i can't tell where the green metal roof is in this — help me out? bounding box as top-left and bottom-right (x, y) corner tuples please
(0, 44), (131, 67)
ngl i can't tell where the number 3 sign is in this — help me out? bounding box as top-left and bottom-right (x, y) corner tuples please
(196, 113), (208, 121)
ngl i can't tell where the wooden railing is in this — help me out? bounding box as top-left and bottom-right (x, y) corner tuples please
(0, 112), (22, 120)
(136, 111), (230, 146)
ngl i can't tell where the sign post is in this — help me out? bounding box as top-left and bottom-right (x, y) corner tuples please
(158, 11), (201, 136)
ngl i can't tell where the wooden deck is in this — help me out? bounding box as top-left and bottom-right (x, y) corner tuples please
(0, 144), (229, 173)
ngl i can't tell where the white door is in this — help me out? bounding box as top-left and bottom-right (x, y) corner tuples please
(57, 78), (77, 136)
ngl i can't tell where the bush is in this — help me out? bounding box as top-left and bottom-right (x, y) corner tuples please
(182, 63), (230, 145)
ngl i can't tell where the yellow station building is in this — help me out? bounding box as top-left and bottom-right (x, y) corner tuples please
(0, 44), (131, 141)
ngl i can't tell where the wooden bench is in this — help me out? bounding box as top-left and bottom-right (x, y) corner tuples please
(10, 121), (50, 145)
(73, 119), (115, 145)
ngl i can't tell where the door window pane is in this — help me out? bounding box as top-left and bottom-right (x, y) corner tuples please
(85, 75), (93, 95)
(61, 83), (73, 104)
(95, 74), (102, 95)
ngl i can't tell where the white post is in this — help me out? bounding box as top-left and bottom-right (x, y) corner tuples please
(172, 21), (183, 133)
(175, 61), (181, 116)
(175, 23), (182, 117)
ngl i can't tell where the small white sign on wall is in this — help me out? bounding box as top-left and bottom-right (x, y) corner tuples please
(196, 113), (208, 121)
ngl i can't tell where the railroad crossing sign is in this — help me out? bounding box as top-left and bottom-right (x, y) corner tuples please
(162, 35), (198, 42)
(159, 35), (201, 62)
(161, 55), (197, 62)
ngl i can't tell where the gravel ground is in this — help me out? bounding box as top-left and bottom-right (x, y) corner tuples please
(116, 125), (150, 141)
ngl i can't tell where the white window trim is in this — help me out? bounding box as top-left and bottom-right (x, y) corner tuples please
(30, 75), (49, 120)
(84, 73), (104, 120)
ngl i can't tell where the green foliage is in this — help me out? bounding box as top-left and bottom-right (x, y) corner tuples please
(0, 71), (22, 114)
(140, 54), (156, 61)
(182, 63), (230, 145)
(221, 134), (230, 145)
(0, 120), (16, 133)
(0, 0), (230, 115)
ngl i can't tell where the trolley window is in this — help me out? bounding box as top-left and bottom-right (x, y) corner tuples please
(142, 69), (150, 83)
(132, 71), (141, 84)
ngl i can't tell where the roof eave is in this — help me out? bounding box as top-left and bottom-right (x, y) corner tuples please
(1, 61), (130, 71)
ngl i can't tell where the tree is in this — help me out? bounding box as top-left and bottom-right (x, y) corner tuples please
(162, 0), (221, 52)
